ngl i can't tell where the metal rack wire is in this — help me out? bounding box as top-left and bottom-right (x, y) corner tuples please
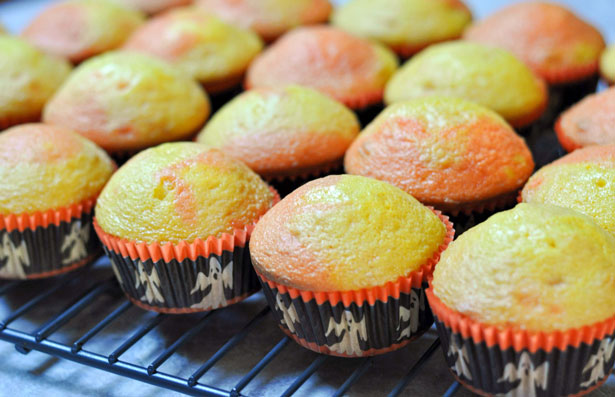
(0, 258), (462, 396)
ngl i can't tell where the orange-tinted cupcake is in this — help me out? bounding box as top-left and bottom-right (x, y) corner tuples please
(555, 87), (615, 151)
(246, 26), (398, 110)
(114, 0), (192, 15)
(196, 0), (332, 42)
(22, 0), (145, 63)
(123, 8), (263, 93)
(345, 97), (534, 215)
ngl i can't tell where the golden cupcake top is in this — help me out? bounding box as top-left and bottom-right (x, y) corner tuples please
(22, 0), (145, 63)
(197, 85), (360, 178)
(464, 2), (605, 84)
(433, 203), (615, 332)
(522, 145), (615, 239)
(114, 0), (192, 14)
(123, 8), (263, 93)
(246, 26), (398, 109)
(0, 36), (71, 128)
(196, 0), (332, 42)
(43, 51), (210, 153)
(384, 41), (547, 127)
(250, 175), (447, 292)
(556, 87), (615, 150)
(600, 45), (615, 84)
(96, 142), (275, 244)
(345, 97), (534, 211)
(331, 0), (472, 57)
(0, 123), (114, 215)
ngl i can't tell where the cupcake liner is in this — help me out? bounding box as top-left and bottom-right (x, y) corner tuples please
(0, 197), (100, 279)
(255, 210), (454, 357)
(94, 187), (280, 313)
(427, 287), (615, 397)
(355, 102), (384, 128)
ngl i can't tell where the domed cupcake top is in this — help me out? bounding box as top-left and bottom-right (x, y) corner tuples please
(601, 45), (615, 84)
(22, 0), (145, 63)
(464, 2), (605, 84)
(0, 123), (114, 215)
(246, 26), (398, 109)
(250, 174), (447, 291)
(95, 142), (275, 244)
(43, 51), (210, 153)
(522, 145), (615, 238)
(197, 85), (360, 178)
(0, 36), (71, 127)
(197, 0), (332, 42)
(115, 0), (192, 15)
(384, 41), (547, 127)
(345, 97), (534, 211)
(331, 0), (472, 57)
(433, 203), (615, 332)
(123, 8), (263, 92)
(556, 87), (615, 150)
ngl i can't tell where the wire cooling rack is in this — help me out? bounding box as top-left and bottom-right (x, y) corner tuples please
(0, 257), (463, 397)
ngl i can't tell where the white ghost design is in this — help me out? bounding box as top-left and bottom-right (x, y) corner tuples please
(397, 289), (425, 340)
(61, 221), (90, 265)
(447, 337), (472, 380)
(274, 293), (299, 333)
(190, 257), (233, 310)
(497, 352), (548, 397)
(325, 309), (368, 356)
(580, 338), (615, 388)
(0, 233), (30, 279)
(134, 260), (164, 304)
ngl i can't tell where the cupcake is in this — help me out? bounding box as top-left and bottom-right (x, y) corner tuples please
(196, 0), (332, 42)
(521, 145), (615, 239)
(246, 26), (398, 112)
(600, 45), (615, 85)
(114, 0), (192, 15)
(197, 85), (359, 187)
(331, 0), (472, 58)
(0, 124), (114, 279)
(0, 36), (71, 130)
(94, 142), (278, 313)
(345, 97), (534, 217)
(384, 41), (548, 130)
(43, 51), (210, 155)
(123, 8), (263, 94)
(22, 0), (145, 64)
(464, 2), (605, 114)
(428, 203), (615, 397)
(250, 175), (454, 357)
(555, 87), (615, 151)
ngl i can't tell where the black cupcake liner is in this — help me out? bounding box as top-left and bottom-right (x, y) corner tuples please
(259, 277), (433, 357)
(102, 244), (260, 313)
(0, 210), (100, 279)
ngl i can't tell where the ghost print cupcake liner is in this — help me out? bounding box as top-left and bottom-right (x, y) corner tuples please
(94, 220), (262, 314)
(427, 287), (615, 397)
(0, 197), (100, 279)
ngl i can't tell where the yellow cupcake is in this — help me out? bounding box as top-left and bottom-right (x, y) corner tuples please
(114, 0), (192, 15)
(22, 0), (144, 63)
(0, 123), (114, 215)
(251, 174), (447, 291)
(600, 45), (615, 85)
(0, 36), (71, 129)
(123, 8), (263, 93)
(197, 85), (359, 178)
(384, 41), (547, 128)
(331, 0), (472, 57)
(44, 51), (209, 153)
(96, 142), (275, 244)
(522, 145), (615, 239)
(433, 203), (615, 332)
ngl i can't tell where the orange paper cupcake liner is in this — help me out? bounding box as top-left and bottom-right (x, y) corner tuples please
(0, 195), (101, 279)
(255, 210), (453, 357)
(427, 286), (615, 396)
